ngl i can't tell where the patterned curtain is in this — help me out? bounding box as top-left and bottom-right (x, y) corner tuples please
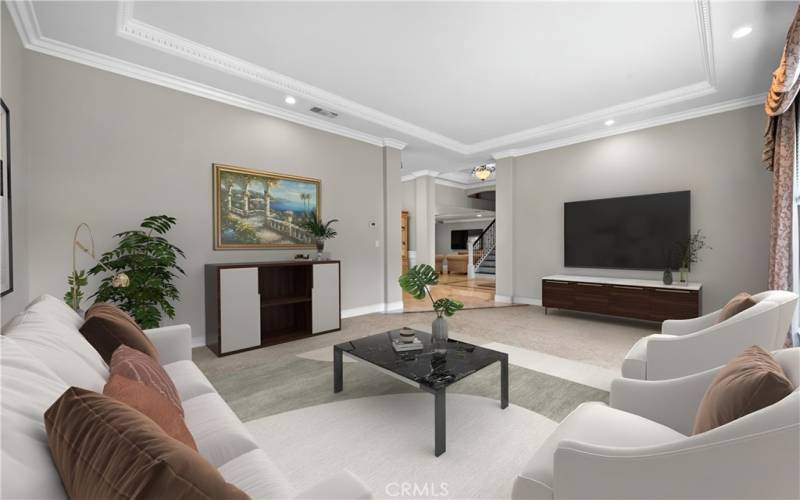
(764, 6), (800, 291)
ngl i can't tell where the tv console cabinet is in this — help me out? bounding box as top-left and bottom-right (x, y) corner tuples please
(542, 274), (701, 322)
(205, 260), (340, 356)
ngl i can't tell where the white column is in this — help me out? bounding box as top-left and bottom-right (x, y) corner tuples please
(414, 174), (437, 267)
(382, 145), (403, 311)
(494, 157), (514, 302)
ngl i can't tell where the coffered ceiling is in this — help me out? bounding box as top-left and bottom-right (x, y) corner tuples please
(6, 1), (796, 175)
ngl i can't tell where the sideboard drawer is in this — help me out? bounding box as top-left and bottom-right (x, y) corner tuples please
(542, 280), (575, 309)
(651, 288), (699, 321)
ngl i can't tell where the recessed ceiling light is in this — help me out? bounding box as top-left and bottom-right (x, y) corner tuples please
(732, 25), (752, 39)
(284, 96), (297, 105)
(477, 213), (483, 217)
(604, 119), (615, 126)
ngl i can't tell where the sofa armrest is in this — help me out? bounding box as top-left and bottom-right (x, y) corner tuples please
(294, 470), (371, 500)
(610, 367), (719, 435)
(661, 309), (720, 335)
(552, 424), (799, 499)
(143, 324), (192, 364)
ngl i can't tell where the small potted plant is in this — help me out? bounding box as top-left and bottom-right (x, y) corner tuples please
(298, 212), (338, 260)
(676, 229), (710, 285)
(399, 264), (464, 353)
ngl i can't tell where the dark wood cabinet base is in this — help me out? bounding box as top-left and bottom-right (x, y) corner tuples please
(542, 276), (701, 322)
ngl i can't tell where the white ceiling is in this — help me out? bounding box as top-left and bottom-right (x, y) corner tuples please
(7, 1), (796, 175)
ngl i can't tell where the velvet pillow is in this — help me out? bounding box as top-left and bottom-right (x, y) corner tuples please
(717, 292), (757, 323)
(44, 387), (249, 500)
(110, 345), (183, 416)
(104, 374), (196, 450)
(693, 346), (794, 434)
(80, 302), (160, 363)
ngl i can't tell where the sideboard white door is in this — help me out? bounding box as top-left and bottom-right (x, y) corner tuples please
(219, 267), (260, 353)
(312, 263), (339, 334)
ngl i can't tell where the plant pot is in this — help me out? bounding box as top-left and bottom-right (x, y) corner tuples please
(432, 317), (449, 355)
(679, 267), (689, 285)
(315, 239), (325, 260)
(662, 269), (673, 285)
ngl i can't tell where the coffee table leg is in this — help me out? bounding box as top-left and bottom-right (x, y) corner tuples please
(501, 356), (509, 409)
(334, 347), (343, 393)
(435, 388), (446, 457)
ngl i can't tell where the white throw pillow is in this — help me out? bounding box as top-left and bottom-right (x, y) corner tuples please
(0, 336), (69, 500)
(26, 294), (83, 329)
(4, 310), (108, 391)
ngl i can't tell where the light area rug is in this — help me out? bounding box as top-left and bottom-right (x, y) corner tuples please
(245, 393), (557, 500)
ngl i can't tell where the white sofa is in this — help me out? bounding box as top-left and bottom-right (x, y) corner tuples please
(1, 295), (371, 499)
(512, 348), (800, 500)
(622, 290), (798, 380)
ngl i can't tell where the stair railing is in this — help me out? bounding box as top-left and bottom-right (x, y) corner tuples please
(471, 218), (496, 271)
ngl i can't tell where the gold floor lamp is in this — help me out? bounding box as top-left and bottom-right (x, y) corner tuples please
(71, 223), (130, 310)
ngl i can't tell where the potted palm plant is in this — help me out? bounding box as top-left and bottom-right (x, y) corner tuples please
(399, 264), (464, 354)
(298, 212), (338, 259)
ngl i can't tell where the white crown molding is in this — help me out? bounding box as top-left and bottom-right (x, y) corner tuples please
(6, 1), (387, 148)
(382, 138), (407, 150)
(10, 0), (728, 163)
(492, 93), (765, 159)
(434, 177), (496, 190)
(112, 0), (719, 156)
(116, 4), (465, 153)
(401, 170), (442, 182)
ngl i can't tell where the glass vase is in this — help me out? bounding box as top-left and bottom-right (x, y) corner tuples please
(432, 317), (449, 355)
(679, 267), (689, 285)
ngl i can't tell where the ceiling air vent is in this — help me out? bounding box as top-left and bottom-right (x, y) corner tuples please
(309, 106), (339, 118)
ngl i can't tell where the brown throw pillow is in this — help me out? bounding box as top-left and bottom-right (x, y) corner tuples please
(44, 387), (249, 500)
(693, 346), (794, 434)
(110, 345), (183, 416)
(104, 374), (196, 450)
(80, 302), (160, 363)
(717, 292), (757, 323)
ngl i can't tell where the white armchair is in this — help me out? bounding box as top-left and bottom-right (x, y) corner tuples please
(512, 348), (800, 500)
(622, 290), (797, 380)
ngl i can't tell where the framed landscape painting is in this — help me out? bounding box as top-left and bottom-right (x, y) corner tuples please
(213, 163), (320, 249)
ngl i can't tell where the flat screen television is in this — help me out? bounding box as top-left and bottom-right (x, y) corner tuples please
(564, 191), (690, 270)
(451, 229), (483, 250)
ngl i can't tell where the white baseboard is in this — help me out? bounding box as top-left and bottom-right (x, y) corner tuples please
(385, 301), (404, 313)
(341, 303), (387, 318)
(495, 294), (513, 303)
(512, 296), (542, 306)
(191, 336), (206, 348)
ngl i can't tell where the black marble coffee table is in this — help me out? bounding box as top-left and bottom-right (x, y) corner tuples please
(333, 328), (509, 456)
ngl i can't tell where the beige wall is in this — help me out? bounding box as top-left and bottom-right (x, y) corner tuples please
(506, 106), (771, 312)
(436, 183), (494, 212)
(0, 6), (30, 320)
(20, 47), (389, 341)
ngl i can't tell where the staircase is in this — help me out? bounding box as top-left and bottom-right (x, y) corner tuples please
(477, 248), (496, 275)
(471, 218), (496, 276)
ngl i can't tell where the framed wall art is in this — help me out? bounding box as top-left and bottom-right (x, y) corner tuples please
(1, 99), (13, 297)
(213, 163), (321, 249)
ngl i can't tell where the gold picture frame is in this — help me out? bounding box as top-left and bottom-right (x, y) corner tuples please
(213, 163), (321, 249)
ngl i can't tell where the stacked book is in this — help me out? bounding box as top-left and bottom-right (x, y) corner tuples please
(392, 329), (424, 352)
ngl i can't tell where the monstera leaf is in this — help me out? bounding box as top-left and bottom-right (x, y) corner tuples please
(398, 264), (439, 300)
(433, 298), (464, 317)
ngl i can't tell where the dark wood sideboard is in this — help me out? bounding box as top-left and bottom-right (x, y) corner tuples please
(205, 260), (341, 356)
(541, 275), (701, 322)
